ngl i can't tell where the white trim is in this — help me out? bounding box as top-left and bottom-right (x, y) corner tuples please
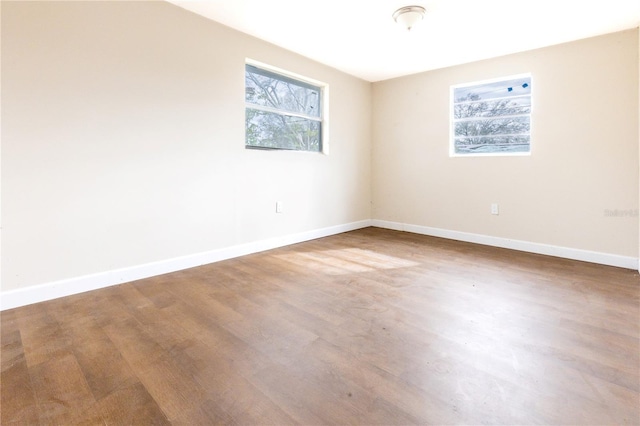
(4, 218), (635, 311)
(245, 58), (326, 88)
(371, 220), (639, 270)
(452, 72), (533, 90)
(245, 103), (322, 122)
(0, 220), (372, 311)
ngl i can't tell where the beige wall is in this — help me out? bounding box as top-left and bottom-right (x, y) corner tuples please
(372, 29), (639, 258)
(1, 1), (372, 292)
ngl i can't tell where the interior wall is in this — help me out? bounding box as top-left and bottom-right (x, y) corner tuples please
(372, 29), (639, 259)
(1, 1), (372, 292)
(2, 1), (638, 299)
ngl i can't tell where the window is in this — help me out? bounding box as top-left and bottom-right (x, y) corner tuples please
(451, 74), (531, 156)
(245, 62), (324, 152)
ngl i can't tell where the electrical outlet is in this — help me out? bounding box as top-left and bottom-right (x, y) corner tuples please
(276, 201), (283, 213)
(491, 203), (499, 215)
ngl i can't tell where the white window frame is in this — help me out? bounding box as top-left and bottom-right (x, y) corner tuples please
(245, 59), (329, 154)
(450, 73), (532, 157)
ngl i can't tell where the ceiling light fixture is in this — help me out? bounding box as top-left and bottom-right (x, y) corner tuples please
(393, 5), (426, 31)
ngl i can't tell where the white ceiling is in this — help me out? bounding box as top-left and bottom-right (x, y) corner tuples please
(166, 0), (640, 82)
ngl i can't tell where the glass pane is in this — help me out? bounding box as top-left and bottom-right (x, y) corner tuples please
(454, 97), (531, 119)
(452, 75), (531, 155)
(454, 116), (530, 137)
(246, 66), (321, 117)
(454, 135), (530, 154)
(454, 76), (531, 103)
(246, 109), (321, 151)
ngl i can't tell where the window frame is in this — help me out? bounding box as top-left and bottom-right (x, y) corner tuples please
(245, 59), (328, 154)
(450, 73), (532, 157)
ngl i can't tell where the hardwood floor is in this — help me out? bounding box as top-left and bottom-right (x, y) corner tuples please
(2, 227), (639, 425)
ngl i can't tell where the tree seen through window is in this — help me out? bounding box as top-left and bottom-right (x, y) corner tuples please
(452, 75), (531, 155)
(245, 64), (323, 152)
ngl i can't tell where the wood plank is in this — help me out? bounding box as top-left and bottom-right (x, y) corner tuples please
(50, 304), (140, 402)
(14, 304), (72, 368)
(1, 322), (40, 424)
(94, 382), (169, 425)
(1, 227), (638, 424)
(28, 353), (97, 424)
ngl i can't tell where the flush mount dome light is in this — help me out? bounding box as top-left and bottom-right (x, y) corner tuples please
(392, 5), (426, 31)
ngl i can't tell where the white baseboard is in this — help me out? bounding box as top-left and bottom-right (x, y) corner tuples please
(3, 218), (636, 311)
(0, 220), (372, 311)
(372, 219), (639, 270)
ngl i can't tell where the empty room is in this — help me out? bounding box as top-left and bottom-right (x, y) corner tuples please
(1, 0), (639, 424)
